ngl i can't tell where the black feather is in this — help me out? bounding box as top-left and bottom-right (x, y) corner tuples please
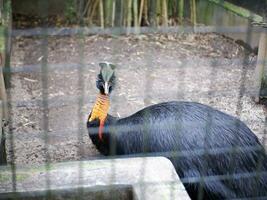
(88, 101), (267, 200)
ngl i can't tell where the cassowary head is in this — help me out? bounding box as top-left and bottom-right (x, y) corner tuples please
(96, 62), (116, 95)
(88, 62), (116, 141)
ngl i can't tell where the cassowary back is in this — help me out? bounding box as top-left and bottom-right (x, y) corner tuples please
(88, 101), (267, 199)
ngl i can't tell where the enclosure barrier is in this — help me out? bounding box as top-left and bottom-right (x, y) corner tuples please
(254, 23), (267, 101)
(0, 26), (7, 165)
(0, 157), (190, 200)
(205, 0), (267, 101)
(0, 0), (11, 165)
(253, 15), (267, 101)
(2, 0), (267, 199)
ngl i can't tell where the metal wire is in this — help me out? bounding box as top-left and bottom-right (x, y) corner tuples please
(77, 0), (86, 197)
(39, 2), (52, 198)
(1, 0), (267, 199)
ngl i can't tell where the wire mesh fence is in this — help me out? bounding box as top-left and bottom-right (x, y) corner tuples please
(1, 0), (267, 199)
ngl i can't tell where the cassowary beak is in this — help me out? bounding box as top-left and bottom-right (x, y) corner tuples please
(104, 82), (109, 95)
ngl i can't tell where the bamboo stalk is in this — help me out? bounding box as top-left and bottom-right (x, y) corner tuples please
(139, 0), (145, 25)
(190, 0), (196, 25)
(168, 0), (173, 18)
(83, 0), (91, 19)
(123, 0), (128, 27)
(156, 0), (161, 26)
(88, 0), (99, 25)
(127, 0), (133, 33)
(99, 0), (104, 28)
(86, 1), (92, 22)
(111, 0), (116, 27)
(104, 0), (113, 26)
(149, 0), (156, 27)
(178, 0), (184, 23)
(144, 0), (148, 25)
(162, 0), (168, 26)
(115, 0), (124, 27)
(133, 0), (138, 27)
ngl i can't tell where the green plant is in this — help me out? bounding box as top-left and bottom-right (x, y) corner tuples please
(65, 0), (77, 24)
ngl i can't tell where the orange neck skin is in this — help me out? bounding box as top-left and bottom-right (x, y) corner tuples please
(89, 94), (110, 140)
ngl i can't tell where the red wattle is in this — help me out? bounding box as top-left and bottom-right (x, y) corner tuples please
(99, 120), (105, 140)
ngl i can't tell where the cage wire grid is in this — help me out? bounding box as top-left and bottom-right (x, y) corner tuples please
(5, 29), (267, 198)
(2, 0), (267, 199)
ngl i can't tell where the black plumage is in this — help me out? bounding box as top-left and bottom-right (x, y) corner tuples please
(87, 65), (267, 200)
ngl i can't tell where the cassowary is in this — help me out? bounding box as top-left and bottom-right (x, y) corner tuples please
(87, 62), (267, 200)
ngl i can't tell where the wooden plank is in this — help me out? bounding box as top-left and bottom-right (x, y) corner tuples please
(207, 0), (263, 23)
(206, 0), (266, 101)
(253, 31), (267, 101)
(2, 0), (12, 88)
(0, 26), (8, 120)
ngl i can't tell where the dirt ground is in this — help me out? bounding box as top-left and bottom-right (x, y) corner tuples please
(6, 32), (266, 165)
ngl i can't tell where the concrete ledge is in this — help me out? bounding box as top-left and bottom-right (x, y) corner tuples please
(0, 157), (190, 200)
